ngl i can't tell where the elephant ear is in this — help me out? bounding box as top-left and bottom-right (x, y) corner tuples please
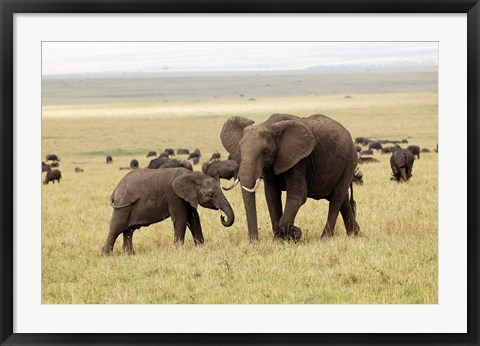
(220, 116), (255, 163)
(270, 120), (316, 175)
(172, 173), (201, 209)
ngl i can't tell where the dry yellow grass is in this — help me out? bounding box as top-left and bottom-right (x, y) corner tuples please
(42, 91), (437, 304)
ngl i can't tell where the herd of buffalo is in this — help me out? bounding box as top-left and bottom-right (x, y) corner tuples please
(41, 113), (437, 254)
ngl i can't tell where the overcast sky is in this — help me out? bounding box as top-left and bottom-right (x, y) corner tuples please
(42, 42), (438, 77)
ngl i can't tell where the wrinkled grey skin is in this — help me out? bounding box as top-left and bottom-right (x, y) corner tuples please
(390, 148), (414, 182)
(220, 113), (360, 242)
(102, 168), (234, 255)
(202, 160), (239, 181)
(44, 169), (62, 184)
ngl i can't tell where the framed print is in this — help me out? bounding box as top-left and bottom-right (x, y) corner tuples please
(1, 0), (479, 345)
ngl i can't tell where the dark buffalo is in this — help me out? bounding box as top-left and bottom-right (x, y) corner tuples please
(177, 148), (190, 155)
(46, 154), (59, 161)
(210, 152), (221, 161)
(164, 148), (175, 156)
(368, 142), (382, 150)
(147, 157), (169, 169)
(42, 163), (51, 172)
(44, 169), (62, 184)
(130, 159), (139, 169)
(360, 149), (374, 156)
(358, 157), (380, 164)
(381, 146), (396, 154)
(106, 155), (113, 164)
(159, 152), (171, 158)
(355, 137), (370, 146)
(188, 152), (201, 160)
(75, 167), (84, 173)
(421, 148), (430, 153)
(146, 151), (157, 158)
(204, 160), (239, 182)
(159, 159), (193, 170)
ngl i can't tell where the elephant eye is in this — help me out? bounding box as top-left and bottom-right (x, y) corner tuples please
(207, 192), (215, 198)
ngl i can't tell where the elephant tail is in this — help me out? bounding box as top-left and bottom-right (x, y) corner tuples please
(350, 182), (357, 218)
(110, 195), (140, 209)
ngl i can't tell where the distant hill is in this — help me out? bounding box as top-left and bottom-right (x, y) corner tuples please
(42, 71), (437, 105)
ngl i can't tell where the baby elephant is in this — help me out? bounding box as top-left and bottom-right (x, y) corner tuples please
(102, 167), (235, 255)
(390, 148), (414, 182)
(44, 169), (62, 184)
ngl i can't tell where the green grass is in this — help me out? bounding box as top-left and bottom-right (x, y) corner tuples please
(42, 84), (438, 304)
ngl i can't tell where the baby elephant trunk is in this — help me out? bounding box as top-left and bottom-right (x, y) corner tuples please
(219, 196), (235, 227)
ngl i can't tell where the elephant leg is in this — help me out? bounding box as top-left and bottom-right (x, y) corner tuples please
(321, 172), (352, 239)
(169, 200), (188, 245)
(122, 228), (135, 255)
(263, 172), (283, 238)
(400, 168), (407, 182)
(102, 210), (129, 255)
(321, 199), (343, 238)
(406, 165), (413, 180)
(278, 167), (307, 241)
(187, 207), (204, 245)
(340, 193), (360, 236)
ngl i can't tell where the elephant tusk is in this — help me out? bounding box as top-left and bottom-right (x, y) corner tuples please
(241, 178), (261, 193)
(222, 178), (239, 191)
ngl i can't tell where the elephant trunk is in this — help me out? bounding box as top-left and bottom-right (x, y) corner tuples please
(219, 196), (235, 227)
(241, 179), (259, 242)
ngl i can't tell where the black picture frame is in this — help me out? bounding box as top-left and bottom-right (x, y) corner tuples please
(1, 1), (479, 345)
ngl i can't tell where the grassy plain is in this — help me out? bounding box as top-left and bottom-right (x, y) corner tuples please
(42, 73), (438, 304)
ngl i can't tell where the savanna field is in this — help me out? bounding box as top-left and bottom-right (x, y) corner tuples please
(42, 73), (438, 304)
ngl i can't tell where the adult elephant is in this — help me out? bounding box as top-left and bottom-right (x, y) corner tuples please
(220, 113), (360, 242)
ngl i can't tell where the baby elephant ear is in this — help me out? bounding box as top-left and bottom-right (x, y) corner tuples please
(220, 116), (255, 163)
(270, 120), (316, 175)
(172, 173), (200, 209)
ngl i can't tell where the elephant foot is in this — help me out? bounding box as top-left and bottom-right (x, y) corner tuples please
(276, 225), (302, 243)
(289, 226), (302, 242)
(320, 228), (334, 239)
(102, 247), (113, 256)
(346, 221), (360, 237)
